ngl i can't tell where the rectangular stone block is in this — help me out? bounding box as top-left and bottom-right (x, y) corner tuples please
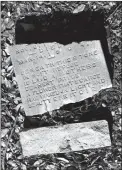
(20, 120), (111, 157)
(9, 41), (112, 116)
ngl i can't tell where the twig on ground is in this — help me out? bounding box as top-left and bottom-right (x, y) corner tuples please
(106, 4), (122, 22)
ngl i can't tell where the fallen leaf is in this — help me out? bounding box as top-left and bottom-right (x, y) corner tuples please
(4, 122), (11, 128)
(57, 157), (69, 163)
(4, 17), (9, 24)
(5, 56), (12, 66)
(33, 159), (43, 167)
(4, 77), (12, 89)
(1, 141), (6, 148)
(7, 65), (13, 72)
(73, 4), (86, 13)
(21, 163), (27, 170)
(1, 23), (6, 32)
(14, 97), (22, 105)
(7, 160), (18, 168)
(1, 128), (9, 138)
(6, 20), (14, 29)
(6, 152), (13, 160)
(15, 103), (24, 113)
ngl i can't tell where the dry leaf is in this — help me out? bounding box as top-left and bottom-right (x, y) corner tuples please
(1, 128), (9, 138)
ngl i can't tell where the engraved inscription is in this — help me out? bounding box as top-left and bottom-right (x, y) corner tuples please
(10, 41), (112, 116)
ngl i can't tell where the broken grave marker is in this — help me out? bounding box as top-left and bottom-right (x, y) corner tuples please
(9, 40), (112, 116)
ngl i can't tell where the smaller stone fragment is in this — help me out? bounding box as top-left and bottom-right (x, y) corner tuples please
(20, 120), (111, 157)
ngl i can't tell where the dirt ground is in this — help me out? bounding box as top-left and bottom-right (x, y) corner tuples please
(1, 1), (122, 170)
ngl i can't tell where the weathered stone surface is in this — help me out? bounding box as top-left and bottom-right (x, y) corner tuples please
(20, 120), (111, 157)
(9, 41), (112, 116)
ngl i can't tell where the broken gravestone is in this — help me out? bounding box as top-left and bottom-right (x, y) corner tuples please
(20, 120), (111, 157)
(11, 9), (112, 157)
(9, 41), (112, 116)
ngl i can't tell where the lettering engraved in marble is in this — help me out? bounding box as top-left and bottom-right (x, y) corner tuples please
(10, 41), (112, 116)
